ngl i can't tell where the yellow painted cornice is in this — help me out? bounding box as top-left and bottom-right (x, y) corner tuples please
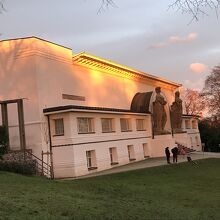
(72, 52), (182, 90)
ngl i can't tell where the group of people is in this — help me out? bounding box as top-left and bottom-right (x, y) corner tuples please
(165, 145), (178, 164)
(165, 144), (196, 164)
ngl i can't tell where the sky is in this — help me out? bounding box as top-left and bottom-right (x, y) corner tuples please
(0, 0), (220, 91)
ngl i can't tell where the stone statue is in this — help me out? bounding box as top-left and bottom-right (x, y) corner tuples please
(171, 91), (183, 131)
(153, 87), (167, 134)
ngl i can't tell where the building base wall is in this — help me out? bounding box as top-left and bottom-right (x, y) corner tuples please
(150, 134), (175, 157)
(52, 135), (179, 179)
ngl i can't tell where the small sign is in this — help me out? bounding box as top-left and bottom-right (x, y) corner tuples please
(62, 94), (85, 101)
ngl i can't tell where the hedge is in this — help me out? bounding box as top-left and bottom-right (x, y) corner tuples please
(0, 160), (37, 175)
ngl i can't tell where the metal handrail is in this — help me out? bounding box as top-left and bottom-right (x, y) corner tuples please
(25, 150), (52, 178)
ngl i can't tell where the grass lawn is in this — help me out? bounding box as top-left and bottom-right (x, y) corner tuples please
(0, 158), (220, 220)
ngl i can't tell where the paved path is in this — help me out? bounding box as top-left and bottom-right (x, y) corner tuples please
(72, 152), (220, 180)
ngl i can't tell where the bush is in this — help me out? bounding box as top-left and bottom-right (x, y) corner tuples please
(0, 126), (8, 158)
(0, 160), (37, 175)
(199, 118), (220, 152)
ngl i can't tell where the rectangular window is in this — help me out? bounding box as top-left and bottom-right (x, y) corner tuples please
(192, 120), (197, 129)
(120, 118), (132, 132)
(127, 145), (136, 161)
(143, 143), (149, 158)
(86, 150), (97, 170)
(54, 118), (64, 136)
(109, 147), (118, 165)
(185, 120), (191, 129)
(77, 118), (94, 134)
(101, 118), (115, 133)
(136, 119), (146, 131)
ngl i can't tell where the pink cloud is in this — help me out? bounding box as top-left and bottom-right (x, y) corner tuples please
(189, 63), (207, 74)
(149, 32), (198, 49)
(169, 32), (198, 43)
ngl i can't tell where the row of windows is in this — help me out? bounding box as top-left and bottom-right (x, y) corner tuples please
(86, 143), (149, 169)
(184, 120), (197, 129)
(54, 117), (147, 136)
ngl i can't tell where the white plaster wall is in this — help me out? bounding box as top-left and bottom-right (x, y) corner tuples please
(49, 111), (152, 178)
(52, 146), (75, 178)
(72, 138), (151, 177)
(0, 38), (43, 156)
(173, 132), (190, 147)
(182, 118), (202, 150)
(150, 134), (175, 157)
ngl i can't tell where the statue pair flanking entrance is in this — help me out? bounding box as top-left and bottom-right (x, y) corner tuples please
(130, 87), (183, 136)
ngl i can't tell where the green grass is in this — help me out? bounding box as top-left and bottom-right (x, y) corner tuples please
(0, 159), (220, 220)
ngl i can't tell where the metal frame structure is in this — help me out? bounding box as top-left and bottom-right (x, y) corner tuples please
(0, 99), (26, 151)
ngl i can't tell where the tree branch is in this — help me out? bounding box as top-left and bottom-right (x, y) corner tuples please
(169, 0), (220, 23)
(0, 0), (5, 13)
(97, 0), (117, 14)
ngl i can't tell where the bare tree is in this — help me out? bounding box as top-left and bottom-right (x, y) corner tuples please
(202, 65), (220, 118)
(184, 88), (206, 115)
(98, 0), (116, 14)
(169, 0), (220, 23)
(0, 0), (5, 13)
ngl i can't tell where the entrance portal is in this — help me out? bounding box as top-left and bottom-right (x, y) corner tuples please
(0, 99), (26, 151)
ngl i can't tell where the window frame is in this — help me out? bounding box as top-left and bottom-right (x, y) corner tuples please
(120, 118), (132, 132)
(127, 145), (136, 161)
(54, 118), (64, 136)
(77, 117), (95, 134)
(136, 119), (146, 131)
(101, 118), (115, 133)
(86, 150), (97, 170)
(109, 147), (118, 165)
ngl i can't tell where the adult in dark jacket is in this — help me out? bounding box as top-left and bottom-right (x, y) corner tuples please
(165, 147), (171, 164)
(171, 145), (179, 163)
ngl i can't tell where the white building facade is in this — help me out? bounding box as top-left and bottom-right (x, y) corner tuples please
(0, 37), (202, 178)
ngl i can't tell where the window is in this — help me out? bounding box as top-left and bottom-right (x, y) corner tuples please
(185, 120), (191, 129)
(120, 118), (132, 132)
(86, 150), (97, 170)
(77, 118), (94, 134)
(101, 118), (115, 133)
(109, 147), (118, 165)
(143, 143), (150, 158)
(127, 145), (136, 161)
(54, 118), (64, 136)
(190, 137), (193, 148)
(136, 119), (146, 131)
(192, 120), (197, 129)
(195, 136), (199, 146)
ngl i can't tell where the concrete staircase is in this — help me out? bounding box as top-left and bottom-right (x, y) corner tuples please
(175, 142), (196, 154)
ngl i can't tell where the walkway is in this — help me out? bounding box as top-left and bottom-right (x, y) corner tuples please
(75, 152), (220, 179)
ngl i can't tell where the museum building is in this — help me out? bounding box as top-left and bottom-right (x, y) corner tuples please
(0, 37), (202, 178)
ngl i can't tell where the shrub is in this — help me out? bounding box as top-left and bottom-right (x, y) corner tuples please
(0, 126), (8, 158)
(0, 160), (37, 175)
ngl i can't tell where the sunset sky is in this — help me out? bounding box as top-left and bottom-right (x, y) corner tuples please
(0, 0), (220, 91)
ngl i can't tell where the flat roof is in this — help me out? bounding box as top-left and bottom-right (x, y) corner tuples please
(43, 105), (151, 115)
(0, 36), (72, 50)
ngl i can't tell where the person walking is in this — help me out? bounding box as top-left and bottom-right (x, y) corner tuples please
(171, 144), (178, 163)
(165, 147), (171, 164)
